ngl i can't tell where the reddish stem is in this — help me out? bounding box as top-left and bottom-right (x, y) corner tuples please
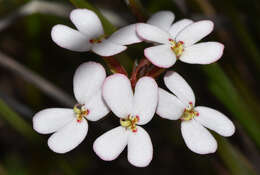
(130, 57), (166, 88)
(130, 58), (151, 88)
(103, 57), (128, 76)
(145, 66), (166, 79)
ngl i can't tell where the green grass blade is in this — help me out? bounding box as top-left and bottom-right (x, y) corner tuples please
(203, 64), (260, 148)
(216, 136), (258, 175)
(0, 98), (39, 142)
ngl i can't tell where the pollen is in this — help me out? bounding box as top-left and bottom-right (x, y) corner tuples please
(120, 115), (140, 132)
(180, 102), (199, 121)
(169, 38), (184, 58)
(73, 104), (89, 123)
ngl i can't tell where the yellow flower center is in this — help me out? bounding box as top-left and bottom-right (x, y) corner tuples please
(180, 102), (199, 121)
(73, 104), (89, 123)
(120, 115), (140, 132)
(169, 39), (184, 58)
(89, 35), (106, 44)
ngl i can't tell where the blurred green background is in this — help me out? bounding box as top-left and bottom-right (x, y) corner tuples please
(0, 0), (259, 174)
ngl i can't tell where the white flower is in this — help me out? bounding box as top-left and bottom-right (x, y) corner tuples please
(108, 11), (175, 46)
(33, 62), (110, 153)
(51, 9), (141, 57)
(93, 74), (158, 167)
(156, 71), (235, 154)
(147, 11), (176, 32)
(136, 13), (224, 68)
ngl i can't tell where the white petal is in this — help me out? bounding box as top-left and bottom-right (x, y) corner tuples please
(33, 108), (74, 134)
(147, 11), (175, 31)
(93, 126), (128, 161)
(102, 74), (133, 118)
(70, 9), (104, 37)
(169, 19), (193, 39)
(92, 39), (127, 57)
(156, 88), (185, 120)
(179, 42), (224, 64)
(85, 90), (110, 121)
(132, 77), (158, 125)
(136, 23), (170, 44)
(195, 106), (235, 137)
(127, 126), (153, 167)
(164, 71), (195, 106)
(73, 62), (106, 104)
(181, 119), (217, 154)
(51, 24), (91, 52)
(48, 118), (88, 154)
(107, 24), (142, 45)
(144, 45), (176, 68)
(176, 20), (214, 47)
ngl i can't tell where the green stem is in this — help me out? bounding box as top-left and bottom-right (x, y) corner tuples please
(216, 136), (258, 175)
(203, 64), (260, 148)
(0, 98), (39, 142)
(221, 0), (260, 72)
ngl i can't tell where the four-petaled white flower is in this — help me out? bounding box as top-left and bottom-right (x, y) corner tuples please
(51, 9), (142, 57)
(33, 62), (109, 153)
(156, 71), (235, 154)
(93, 74), (158, 167)
(136, 12), (224, 68)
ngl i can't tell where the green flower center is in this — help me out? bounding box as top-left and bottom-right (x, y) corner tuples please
(169, 39), (184, 58)
(73, 104), (89, 122)
(120, 115), (140, 132)
(180, 102), (199, 121)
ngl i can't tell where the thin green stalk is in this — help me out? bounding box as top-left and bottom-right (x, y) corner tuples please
(0, 98), (79, 174)
(0, 98), (39, 142)
(216, 136), (258, 175)
(203, 64), (260, 148)
(221, 0), (260, 71)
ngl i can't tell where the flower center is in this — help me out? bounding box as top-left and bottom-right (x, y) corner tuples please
(73, 104), (89, 123)
(168, 38), (184, 58)
(120, 115), (140, 132)
(180, 102), (199, 121)
(89, 35), (106, 44)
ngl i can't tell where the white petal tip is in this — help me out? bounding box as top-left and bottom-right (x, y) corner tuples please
(136, 23), (170, 44)
(47, 119), (88, 154)
(187, 141), (218, 155)
(223, 123), (235, 137)
(93, 143), (115, 161)
(93, 127), (128, 161)
(32, 108), (74, 134)
(47, 140), (69, 154)
(144, 47), (175, 68)
(51, 24), (90, 52)
(199, 20), (214, 33)
(128, 158), (152, 167)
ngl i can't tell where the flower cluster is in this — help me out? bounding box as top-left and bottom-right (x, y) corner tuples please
(33, 9), (235, 167)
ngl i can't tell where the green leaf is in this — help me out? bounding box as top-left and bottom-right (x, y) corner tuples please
(216, 136), (258, 175)
(0, 98), (39, 142)
(203, 64), (260, 148)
